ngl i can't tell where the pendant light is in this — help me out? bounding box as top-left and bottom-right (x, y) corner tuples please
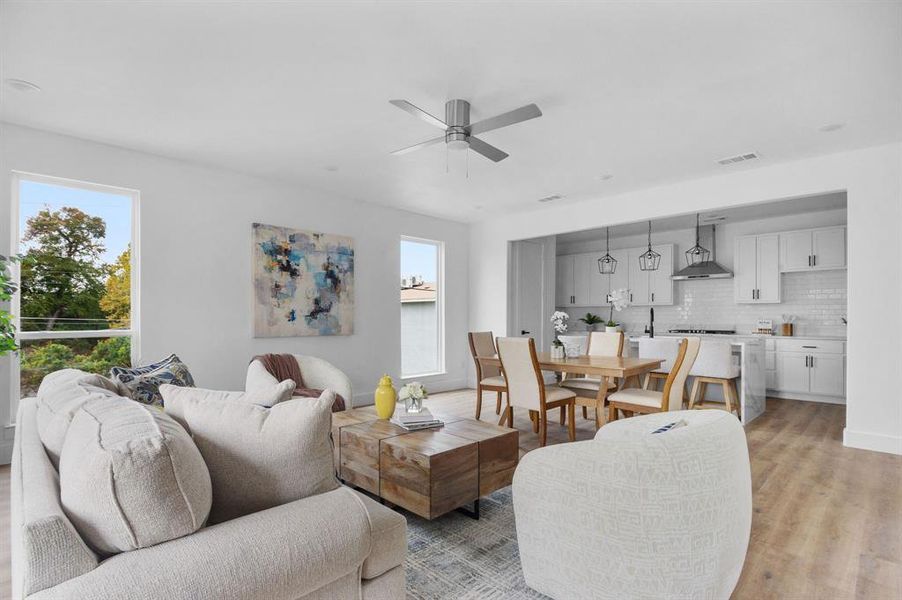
(638, 220), (661, 271)
(597, 227), (617, 275)
(685, 213), (711, 267)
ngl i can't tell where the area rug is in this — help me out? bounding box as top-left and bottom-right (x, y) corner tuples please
(403, 487), (547, 600)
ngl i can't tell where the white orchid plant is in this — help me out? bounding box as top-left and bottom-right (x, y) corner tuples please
(550, 311), (569, 347)
(607, 288), (630, 327)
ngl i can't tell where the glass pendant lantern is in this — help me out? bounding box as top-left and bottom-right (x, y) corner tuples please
(597, 227), (617, 275)
(685, 213), (711, 267)
(638, 220), (661, 271)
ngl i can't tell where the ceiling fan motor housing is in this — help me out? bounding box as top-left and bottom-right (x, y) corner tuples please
(445, 99), (470, 149)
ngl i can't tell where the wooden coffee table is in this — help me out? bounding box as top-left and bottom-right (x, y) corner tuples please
(335, 407), (518, 520)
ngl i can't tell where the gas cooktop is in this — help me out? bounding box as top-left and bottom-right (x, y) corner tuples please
(667, 328), (736, 335)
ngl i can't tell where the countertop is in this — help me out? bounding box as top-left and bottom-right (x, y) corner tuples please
(623, 332), (846, 342)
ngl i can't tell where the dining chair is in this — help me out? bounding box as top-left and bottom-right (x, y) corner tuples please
(687, 340), (741, 418)
(496, 337), (576, 446)
(607, 337), (701, 422)
(468, 331), (507, 419)
(638, 337), (682, 391)
(560, 331), (624, 425)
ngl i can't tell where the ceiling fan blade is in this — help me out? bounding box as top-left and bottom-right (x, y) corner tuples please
(390, 136), (445, 156)
(468, 103), (542, 136)
(389, 99), (447, 130)
(468, 136), (509, 162)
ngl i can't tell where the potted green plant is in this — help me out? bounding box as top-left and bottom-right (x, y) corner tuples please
(578, 312), (603, 332)
(0, 255), (21, 357)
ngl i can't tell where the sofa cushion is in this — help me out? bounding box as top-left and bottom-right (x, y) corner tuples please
(34, 369), (123, 468)
(160, 379), (295, 408)
(59, 396), (212, 555)
(110, 354), (195, 406)
(162, 385), (339, 523)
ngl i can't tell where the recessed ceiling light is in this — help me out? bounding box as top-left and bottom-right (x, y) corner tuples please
(818, 122), (845, 133)
(597, 174), (614, 181)
(538, 194), (563, 203)
(4, 78), (41, 92)
(324, 165), (339, 172)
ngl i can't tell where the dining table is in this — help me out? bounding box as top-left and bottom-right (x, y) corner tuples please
(477, 353), (664, 428)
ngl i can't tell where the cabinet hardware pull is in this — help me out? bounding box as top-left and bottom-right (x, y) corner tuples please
(805, 356), (809, 367)
(813, 255), (816, 266)
(651, 292), (655, 302)
(802, 345), (817, 348)
(810, 356), (814, 368)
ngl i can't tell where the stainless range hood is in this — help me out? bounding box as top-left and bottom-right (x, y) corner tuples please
(672, 224), (733, 280)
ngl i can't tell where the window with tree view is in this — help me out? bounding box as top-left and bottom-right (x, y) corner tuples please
(400, 237), (444, 378)
(13, 174), (137, 401)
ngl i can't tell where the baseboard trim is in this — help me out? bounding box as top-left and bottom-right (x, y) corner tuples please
(843, 428), (902, 455)
(766, 390), (846, 405)
(351, 377), (469, 408)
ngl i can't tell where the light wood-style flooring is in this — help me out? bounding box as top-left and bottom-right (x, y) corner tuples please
(0, 393), (899, 599)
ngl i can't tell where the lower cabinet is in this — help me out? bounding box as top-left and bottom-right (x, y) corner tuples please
(767, 338), (845, 402)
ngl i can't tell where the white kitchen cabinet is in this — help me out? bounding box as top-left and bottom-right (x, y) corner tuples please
(735, 234), (781, 304)
(626, 244), (673, 306)
(572, 253), (593, 306)
(779, 226), (846, 272)
(768, 337), (846, 401)
(555, 255), (575, 307)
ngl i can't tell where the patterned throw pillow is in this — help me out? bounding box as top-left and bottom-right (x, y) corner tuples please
(110, 354), (195, 406)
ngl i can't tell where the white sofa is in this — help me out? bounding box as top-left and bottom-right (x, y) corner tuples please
(11, 372), (404, 600)
(512, 409), (751, 600)
(247, 354), (353, 407)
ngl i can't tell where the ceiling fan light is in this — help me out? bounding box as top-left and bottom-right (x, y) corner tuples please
(447, 139), (469, 151)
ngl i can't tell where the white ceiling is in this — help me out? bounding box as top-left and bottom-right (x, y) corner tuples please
(555, 191), (848, 243)
(1, 1), (899, 222)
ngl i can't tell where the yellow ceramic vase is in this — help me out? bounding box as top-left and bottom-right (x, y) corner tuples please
(374, 374), (397, 420)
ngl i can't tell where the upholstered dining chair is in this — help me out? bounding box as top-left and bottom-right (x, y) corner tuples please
(607, 337), (701, 422)
(560, 331), (624, 424)
(496, 337), (576, 447)
(468, 331), (507, 419)
(638, 337), (682, 391)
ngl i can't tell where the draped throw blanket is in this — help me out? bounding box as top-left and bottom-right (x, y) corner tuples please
(252, 354), (346, 412)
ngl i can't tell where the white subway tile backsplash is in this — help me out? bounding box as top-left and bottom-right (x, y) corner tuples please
(564, 270), (847, 337)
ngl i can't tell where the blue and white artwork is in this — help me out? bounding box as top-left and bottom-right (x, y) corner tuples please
(252, 223), (354, 337)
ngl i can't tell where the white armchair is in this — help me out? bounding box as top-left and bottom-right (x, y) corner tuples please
(512, 409), (751, 600)
(247, 355), (353, 408)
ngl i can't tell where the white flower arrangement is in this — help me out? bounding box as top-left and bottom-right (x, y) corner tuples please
(550, 311), (569, 347)
(607, 288), (631, 326)
(399, 381), (428, 402)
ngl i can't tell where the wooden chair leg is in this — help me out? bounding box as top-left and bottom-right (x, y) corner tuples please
(567, 402), (576, 441)
(559, 406), (566, 425)
(689, 377), (701, 409)
(608, 403), (618, 423)
(498, 404), (512, 427)
(495, 391), (502, 415)
(721, 380), (733, 414)
(731, 379), (741, 419)
(582, 406), (588, 420)
(475, 385), (483, 419)
(529, 410), (539, 433)
(539, 412), (548, 447)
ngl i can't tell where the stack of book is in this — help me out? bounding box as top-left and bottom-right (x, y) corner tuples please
(391, 408), (443, 431)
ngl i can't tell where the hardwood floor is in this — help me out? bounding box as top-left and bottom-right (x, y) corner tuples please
(0, 393), (898, 599)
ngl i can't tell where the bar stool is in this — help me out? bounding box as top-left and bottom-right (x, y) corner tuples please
(638, 337), (681, 391)
(687, 341), (741, 417)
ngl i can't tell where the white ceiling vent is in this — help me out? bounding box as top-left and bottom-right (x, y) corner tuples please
(716, 152), (760, 166)
(538, 194), (563, 203)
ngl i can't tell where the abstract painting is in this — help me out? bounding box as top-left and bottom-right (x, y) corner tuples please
(252, 223), (354, 337)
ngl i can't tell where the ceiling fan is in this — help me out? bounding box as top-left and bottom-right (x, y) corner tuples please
(389, 98), (542, 162)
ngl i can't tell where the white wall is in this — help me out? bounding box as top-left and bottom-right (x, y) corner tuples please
(0, 123), (470, 462)
(470, 143), (902, 455)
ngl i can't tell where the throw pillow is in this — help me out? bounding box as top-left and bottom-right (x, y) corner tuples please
(162, 385), (339, 523)
(34, 368), (124, 468)
(110, 353), (195, 406)
(59, 396), (212, 555)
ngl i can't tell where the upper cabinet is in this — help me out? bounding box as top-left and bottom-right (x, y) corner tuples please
(556, 245), (674, 308)
(735, 233), (780, 304)
(780, 226), (846, 272)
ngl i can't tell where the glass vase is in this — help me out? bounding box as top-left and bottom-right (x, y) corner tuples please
(405, 396), (423, 413)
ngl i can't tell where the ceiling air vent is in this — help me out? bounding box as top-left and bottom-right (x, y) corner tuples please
(716, 152), (760, 166)
(538, 194), (563, 203)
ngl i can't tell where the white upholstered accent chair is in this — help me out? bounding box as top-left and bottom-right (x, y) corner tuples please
(468, 331), (506, 419)
(246, 355), (353, 407)
(688, 341), (742, 417)
(496, 337), (576, 446)
(638, 336), (681, 390)
(513, 409), (752, 600)
(560, 331), (624, 427)
(607, 337), (701, 422)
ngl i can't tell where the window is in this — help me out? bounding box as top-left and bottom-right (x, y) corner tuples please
(400, 237), (444, 378)
(11, 173), (138, 411)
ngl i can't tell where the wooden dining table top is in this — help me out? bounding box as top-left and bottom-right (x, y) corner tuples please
(478, 353), (663, 377)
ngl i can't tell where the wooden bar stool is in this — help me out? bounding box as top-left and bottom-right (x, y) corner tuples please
(638, 337), (681, 391)
(468, 331), (507, 419)
(687, 340), (741, 417)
